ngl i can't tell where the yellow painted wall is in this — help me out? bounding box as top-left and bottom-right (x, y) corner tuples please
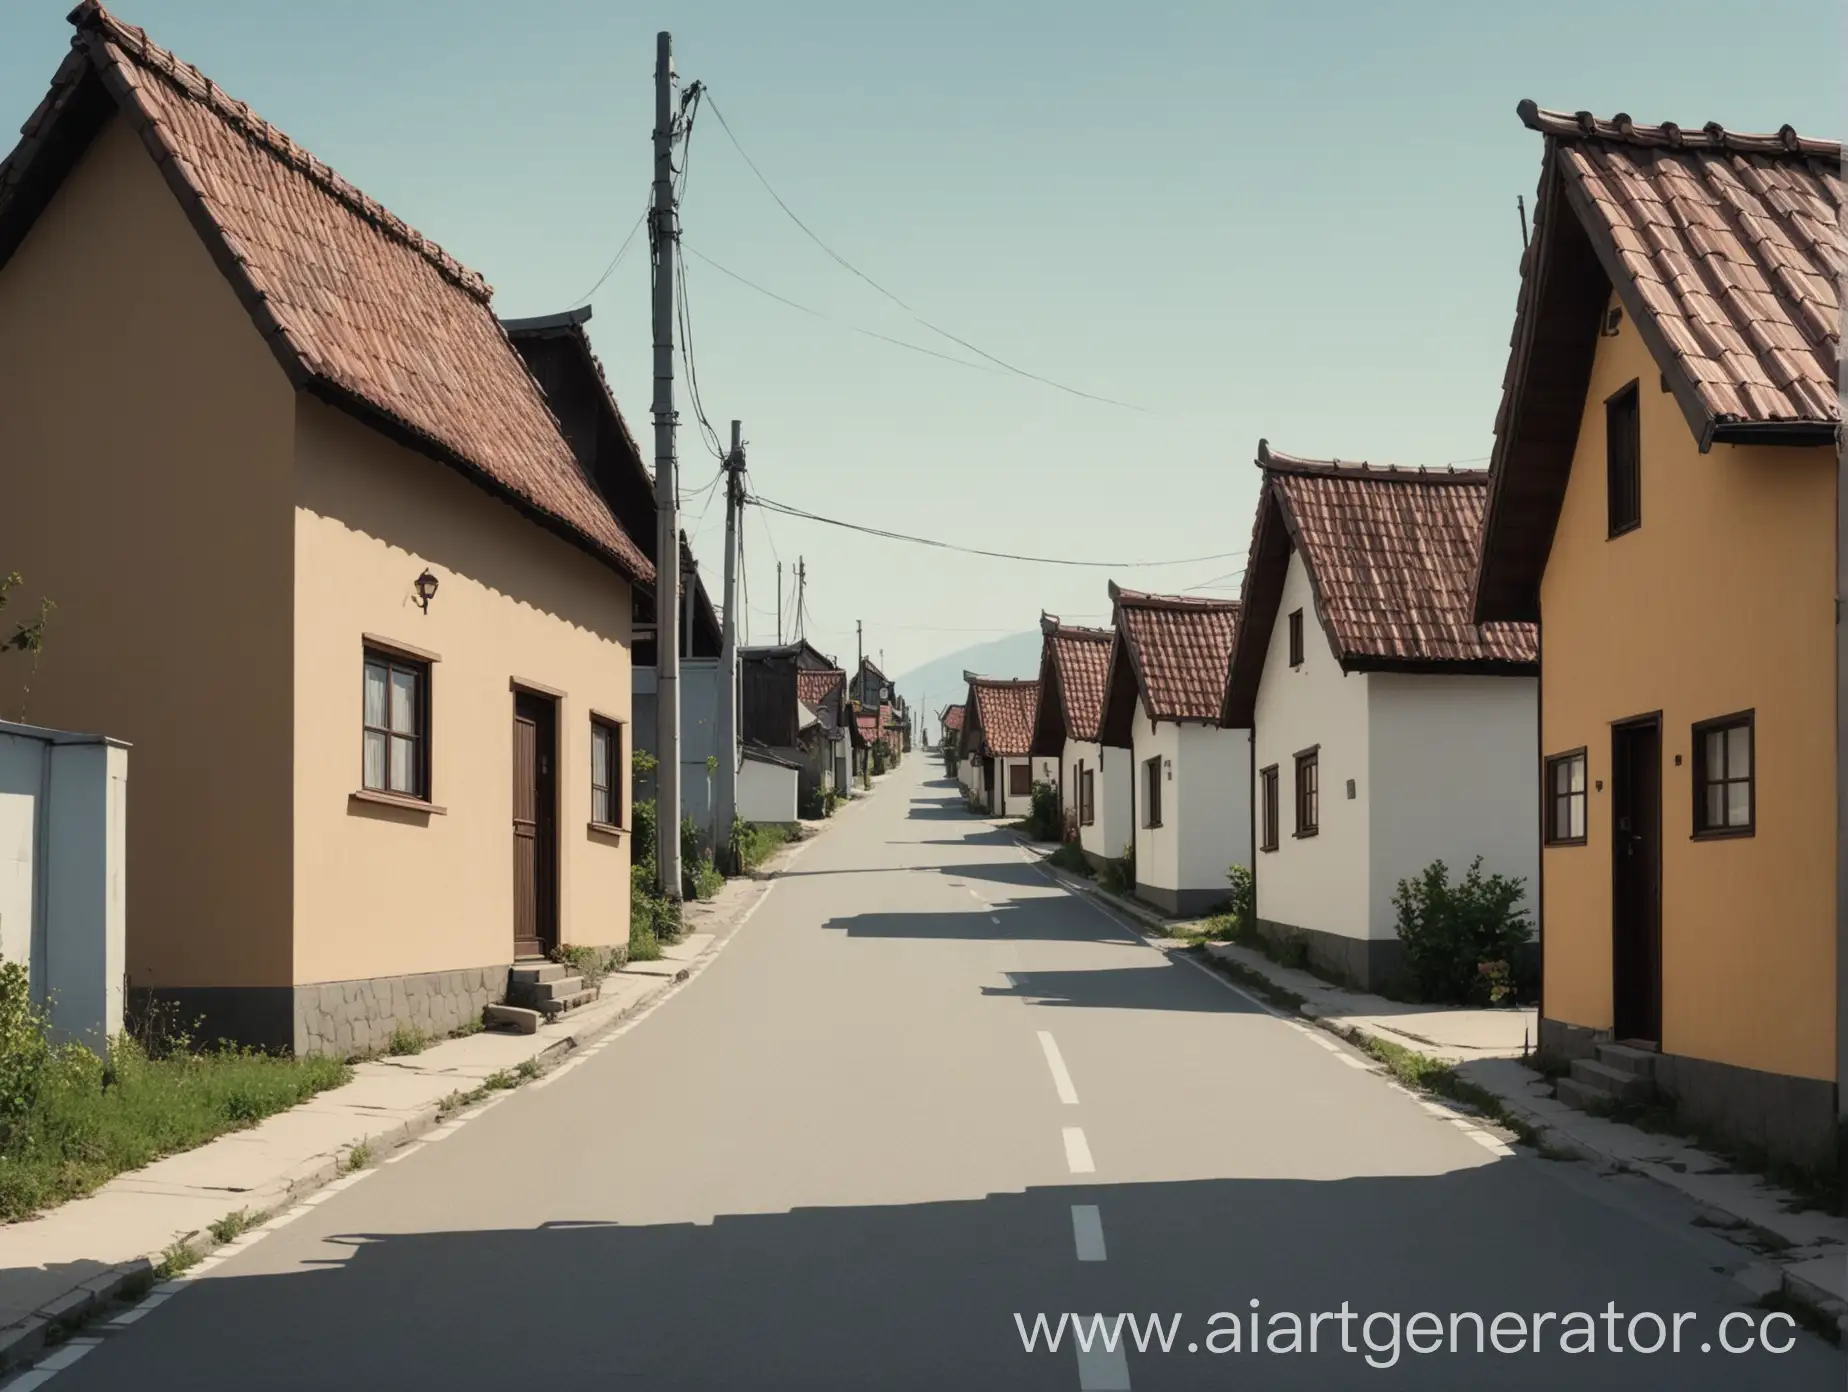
(0, 115), (297, 989)
(291, 399), (633, 984)
(1539, 292), (1836, 1082)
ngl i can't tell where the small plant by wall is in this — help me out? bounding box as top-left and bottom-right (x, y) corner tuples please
(1100, 841), (1135, 895)
(1391, 857), (1533, 1005)
(1025, 781), (1061, 841)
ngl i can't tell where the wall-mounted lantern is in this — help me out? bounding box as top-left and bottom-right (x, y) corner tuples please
(413, 569), (440, 613)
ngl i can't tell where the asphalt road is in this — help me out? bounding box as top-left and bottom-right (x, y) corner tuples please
(47, 763), (1844, 1389)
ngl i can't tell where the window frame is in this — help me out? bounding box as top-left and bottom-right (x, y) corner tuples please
(1008, 760), (1033, 798)
(1606, 378), (1642, 538)
(590, 715), (625, 832)
(1691, 710), (1755, 840)
(1144, 755), (1163, 829)
(1080, 766), (1096, 827)
(1287, 609), (1305, 668)
(1292, 746), (1319, 838)
(1259, 764), (1280, 853)
(361, 645), (432, 802)
(1543, 748), (1588, 847)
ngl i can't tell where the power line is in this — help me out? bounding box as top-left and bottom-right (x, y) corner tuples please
(704, 93), (1147, 414)
(748, 494), (1246, 570)
(684, 246), (1008, 380)
(573, 206), (647, 305)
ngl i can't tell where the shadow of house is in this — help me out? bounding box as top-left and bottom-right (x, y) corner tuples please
(46, 1171), (1840, 1389)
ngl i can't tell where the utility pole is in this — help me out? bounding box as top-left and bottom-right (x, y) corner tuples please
(777, 561), (784, 646)
(716, 420), (744, 868)
(795, 557), (806, 640)
(651, 31), (683, 903)
(856, 620), (864, 707)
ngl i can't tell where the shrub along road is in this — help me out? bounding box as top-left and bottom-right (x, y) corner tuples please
(36, 764), (1842, 1389)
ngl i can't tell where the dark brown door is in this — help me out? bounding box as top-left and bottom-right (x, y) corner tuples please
(1611, 717), (1662, 1044)
(513, 692), (559, 959)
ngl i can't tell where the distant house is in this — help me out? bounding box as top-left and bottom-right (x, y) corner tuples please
(1098, 586), (1247, 914)
(940, 704), (966, 772)
(1029, 613), (1124, 869)
(797, 665), (850, 796)
(1472, 105), (1841, 1167)
(1223, 443), (1539, 991)
(737, 744), (799, 824)
(741, 642), (842, 810)
(0, 4), (650, 1052)
(960, 676), (1051, 818)
(853, 657), (892, 713)
(851, 708), (880, 781)
(501, 306), (724, 828)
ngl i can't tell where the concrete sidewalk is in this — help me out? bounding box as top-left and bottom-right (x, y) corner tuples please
(1018, 841), (1846, 1329)
(0, 807), (844, 1369)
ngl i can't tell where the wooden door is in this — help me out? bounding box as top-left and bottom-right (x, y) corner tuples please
(512, 692), (559, 959)
(1611, 717), (1662, 1045)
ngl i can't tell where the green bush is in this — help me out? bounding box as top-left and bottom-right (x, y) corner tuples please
(732, 818), (801, 874)
(549, 943), (628, 993)
(1048, 841), (1093, 877)
(1100, 841), (1136, 895)
(1391, 857), (1533, 1005)
(1225, 863), (1256, 940)
(1025, 780), (1061, 841)
(0, 958), (53, 1121)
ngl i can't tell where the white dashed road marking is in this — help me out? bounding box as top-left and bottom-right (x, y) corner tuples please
(1062, 1126), (1096, 1174)
(1037, 1031), (1081, 1105)
(1070, 1204), (1107, 1261)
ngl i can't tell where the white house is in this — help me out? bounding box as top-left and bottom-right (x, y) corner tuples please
(1222, 442), (1540, 991)
(1029, 614), (1128, 870)
(737, 744), (799, 823)
(1097, 586), (1249, 914)
(960, 675), (1052, 818)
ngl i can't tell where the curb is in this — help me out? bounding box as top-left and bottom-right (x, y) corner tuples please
(0, 822), (824, 1373)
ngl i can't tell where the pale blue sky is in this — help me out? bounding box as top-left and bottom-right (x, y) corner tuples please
(1, 0), (1838, 713)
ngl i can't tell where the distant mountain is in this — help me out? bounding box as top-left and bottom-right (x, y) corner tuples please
(893, 631), (1042, 736)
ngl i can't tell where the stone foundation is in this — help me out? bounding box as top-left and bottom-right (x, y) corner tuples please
(133, 965), (510, 1056)
(1255, 917), (1403, 993)
(1133, 882), (1233, 918)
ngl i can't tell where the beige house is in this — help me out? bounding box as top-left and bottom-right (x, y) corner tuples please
(0, 5), (651, 1053)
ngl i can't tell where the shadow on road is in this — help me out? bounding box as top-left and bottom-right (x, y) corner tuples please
(820, 900), (1139, 948)
(983, 962), (1261, 1014)
(53, 1170), (1834, 1391)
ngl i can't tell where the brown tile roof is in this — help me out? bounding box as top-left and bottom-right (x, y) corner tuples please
(941, 704), (965, 733)
(1106, 585), (1239, 723)
(0, 4), (650, 584)
(966, 677), (1039, 758)
(1475, 103), (1841, 623)
(1036, 613), (1112, 744)
(1516, 103), (1841, 432)
(852, 710), (880, 748)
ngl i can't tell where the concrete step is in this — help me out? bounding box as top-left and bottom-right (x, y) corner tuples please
(514, 975), (584, 1005)
(1553, 1076), (1611, 1113)
(1567, 1057), (1654, 1104)
(1594, 1042), (1658, 1078)
(484, 1003), (543, 1035)
(509, 962), (569, 986)
(535, 988), (597, 1017)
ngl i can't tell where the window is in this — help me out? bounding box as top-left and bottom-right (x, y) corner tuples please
(1293, 748), (1319, 837)
(1544, 749), (1587, 845)
(1080, 767), (1095, 826)
(1692, 712), (1753, 837)
(1144, 756), (1163, 828)
(1606, 380), (1641, 536)
(591, 718), (624, 828)
(362, 649), (429, 798)
(1009, 761), (1032, 797)
(1259, 765), (1280, 852)
(1288, 609), (1305, 668)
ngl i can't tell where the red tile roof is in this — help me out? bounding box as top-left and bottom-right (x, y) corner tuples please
(1514, 103), (1841, 432)
(1108, 586), (1239, 722)
(797, 668), (844, 714)
(0, 4), (651, 584)
(1038, 614), (1113, 743)
(941, 704), (965, 733)
(967, 678), (1039, 758)
(852, 710), (881, 748)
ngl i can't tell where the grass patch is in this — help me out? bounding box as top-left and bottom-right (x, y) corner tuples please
(344, 1142), (372, 1172)
(628, 926), (664, 962)
(1047, 842), (1093, 878)
(733, 821), (802, 875)
(481, 1069), (519, 1092)
(1186, 946), (1306, 1013)
(515, 1058), (541, 1081)
(386, 1025), (429, 1057)
(1754, 1287), (1842, 1348)
(0, 1039), (350, 1223)
(207, 1206), (267, 1244)
(154, 1239), (200, 1280)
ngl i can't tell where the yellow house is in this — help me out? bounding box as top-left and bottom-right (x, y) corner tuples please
(1474, 103), (1841, 1171)
(0, 5), (650, 1052)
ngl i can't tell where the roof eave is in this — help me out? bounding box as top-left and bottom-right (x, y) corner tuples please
(1339, 654), (1540, 678)
(1708, 419), (1840, 448)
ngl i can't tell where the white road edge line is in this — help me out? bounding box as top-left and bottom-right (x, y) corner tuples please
(1062, 1126), (1096, 1174)
(1077, 1340), (1132, 1391)
(1070, 1204), (1107, 1261)
(1037, 1031), (1081, 1105)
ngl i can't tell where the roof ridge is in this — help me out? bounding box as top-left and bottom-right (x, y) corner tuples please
(1516, 99), (1841, 159)
(1256, 438), (1488, 485)
(1107, 581), (1240, 613)
(72, 2), (495, 304)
